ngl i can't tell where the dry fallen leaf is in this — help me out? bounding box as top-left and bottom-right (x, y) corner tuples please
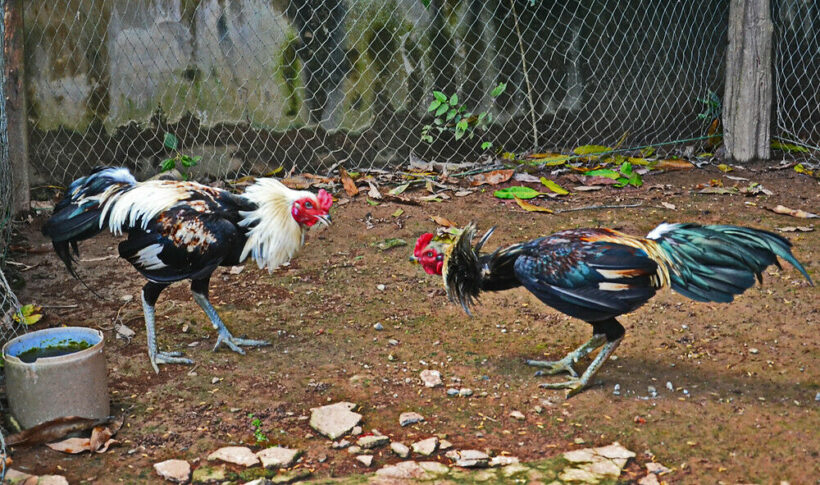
(769, 205), (818, 219)
(367, 182), (382, 199)
(661, 202), (676, 210)
(573, 186), (604, 192)
(46, 437), (92, 454)
(339, 167), (359, 197)
(6, 416), (105, 447)
(280, 175), (313, 189)
(469, 169), (515, 186)
(454, 190), (474, 197)
(513, 196), (553, 213)
(654, 159), (694, 171)
(777, 226), (814, 232)
(431, 216), (458, 227)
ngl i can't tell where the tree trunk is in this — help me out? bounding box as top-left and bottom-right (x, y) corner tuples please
(4, 0), (29, 214)
(723, 0), (773, 163)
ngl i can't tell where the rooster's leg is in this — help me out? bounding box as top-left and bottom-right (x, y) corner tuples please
(538, 318), (624, 398)
(143, 282), (194, 373)
(526, 334), (607, 377)
(191, 278), (270, 354)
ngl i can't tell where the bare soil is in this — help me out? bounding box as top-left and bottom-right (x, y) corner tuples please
(5, 162), (819, 484)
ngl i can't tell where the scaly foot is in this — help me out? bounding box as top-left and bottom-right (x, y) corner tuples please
(149, 350), (194, 374)
(213, 330), (270, 354)
(526, 355), (579, 377)
(539, 378), (588, 398)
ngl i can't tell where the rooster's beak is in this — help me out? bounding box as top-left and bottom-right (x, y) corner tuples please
(316, 214), (332, 227)
(409, 255), (418, 264)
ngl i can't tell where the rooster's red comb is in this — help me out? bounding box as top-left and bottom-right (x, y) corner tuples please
(414, 233), (435, 258)
(317, 189), (333, 211)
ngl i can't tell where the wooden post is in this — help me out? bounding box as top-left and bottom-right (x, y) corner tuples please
(3, 0), (29, 214)
(723, 0), (773, 163)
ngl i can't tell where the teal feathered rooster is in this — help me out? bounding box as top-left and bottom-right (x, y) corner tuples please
(412, 223), (813, 397)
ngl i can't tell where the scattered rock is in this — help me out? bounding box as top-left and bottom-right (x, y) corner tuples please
(375, 461), (449, 480)
(509, 410), (525, 421)
(613, 383), (621, 395)
(749, 348), (759, 354)
(309, 402), (362, 440)
(332, 439), (351, 449)
(351, 426), (363, 435)
(208, 446), (260, 467)
(489, 456), (520, 467)
(459, 388), (473, 397)
(648, 386), (658, 398)
(411, 437), (439, 456)
(267, 469), (312, 484)
(154, 459), (191, 483)
(373, 323), (384, 331)
(449, 449), (490, 468)
(115, 323), (135, 340)
(357, 434), (389, 449)
(347, 446), (362, 454)
(191, 465), (227, 483)
(399, 412), (425, 427)
(646, 462), (672, 475)
(390, 442), (410, 458)
(33, 477), (69, 485)
(356, 455), (374, 467)
(4, 469), (34, 485)
(447, 388), (459, 396)
(439, 439), (453, 450)
(561, 442), (636, 483)
(420, 370), (443, 388)
(666, 381), (674, 391)
(257, 446), (301, 468)
(376, 284), (386, 291)
(388, 338), (399, 346)
(639, 473), (661, 485)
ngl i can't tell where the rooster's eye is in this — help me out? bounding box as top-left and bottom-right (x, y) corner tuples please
(304, 201), (313, 209)
(426, 251), (434, 258)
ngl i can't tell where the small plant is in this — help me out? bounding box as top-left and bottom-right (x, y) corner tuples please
(697, 90), (722, 121)
(160, 133), (201, 180)
(421, 82), (507, 150)
(248, 413), (268, 444)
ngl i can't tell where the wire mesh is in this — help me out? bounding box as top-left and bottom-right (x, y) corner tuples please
(22, 0), (731, 186)
(773, 0), (820, 157)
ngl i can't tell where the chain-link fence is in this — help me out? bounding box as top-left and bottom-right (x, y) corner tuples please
(21, 0), (736, 187)
(773, 0), (820, 155)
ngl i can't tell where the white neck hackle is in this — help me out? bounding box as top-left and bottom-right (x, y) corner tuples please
(238, 178), (315, 271)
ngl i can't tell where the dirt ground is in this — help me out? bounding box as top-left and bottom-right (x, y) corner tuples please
(5, 162), (819, 484)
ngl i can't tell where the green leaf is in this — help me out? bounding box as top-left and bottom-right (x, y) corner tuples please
(446, 108), (458, 121)
(389, 182), (410, 195)
(540, 177), (569, 195)
(366, 198), (379, 206)
(491, 82), (507, 97)
(619, 161), (634, 176)
(584, 169), (620, 179)
(421, 0), (431, 8)
(428, 99), (442, 112)
(481, 141), (493, 150)
(163, 132), (178, 150)
(433, 91), (447, 103)
(454, 119), (468, 140)
(160, 159), (176, 171)
(771, 141), (810, 153)
(435, 104), (448, 117)
(628, 172), (643, 187)
(493, 186), (542, 199)
(573, 144), (611, 156)
(449, 93), (458, 106)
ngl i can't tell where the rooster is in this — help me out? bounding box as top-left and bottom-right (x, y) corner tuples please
(43, 167), (332, 372)
(412, 223), (812, 396)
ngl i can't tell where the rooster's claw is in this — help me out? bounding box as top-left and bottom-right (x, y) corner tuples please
(149, 351), (194, 373)
(539, 378), (587, 398)
(213, 332), (270, 354)
(527, 358), (579, 377)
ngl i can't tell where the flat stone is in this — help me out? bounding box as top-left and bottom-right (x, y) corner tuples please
(417, 461), (449, 475)
(399, 411), (425, 426)
(208, 446), (260, 467)
(501, 463), (531, 477)
(580, 459), (622, 477)
(376, 461), (428, 479)
(645, 462), (672, 475)
(420, 369), (443, 387)
(391, 441), (410, 458)
(192, 465), (227, 483)
(439, 439), (453, 450)
(594, 442), (636, 460)
(257, 446), (301, 468)
(356, 455), (374, 467)
(4, 469), (34, 485)
(559, 467), (602, 483)
(332, 439), (351, 449)
(638, 474), (660, 485)
(36, 477), (70, 485)
(347, 445), (362, 454)
(458, 388), (473, 397)
(309, 401), (362, 440)
(357, 434), (389, 449)
(411, 437), (439, 456)
(452, 449), (490, 468)
(489, 456), (520, 467)
(269, 469), (312, 484)
(509, 410), (526, 421)
(154, 459), (191, 483)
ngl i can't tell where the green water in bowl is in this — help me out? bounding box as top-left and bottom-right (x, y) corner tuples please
(16, 339), (93, 363)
